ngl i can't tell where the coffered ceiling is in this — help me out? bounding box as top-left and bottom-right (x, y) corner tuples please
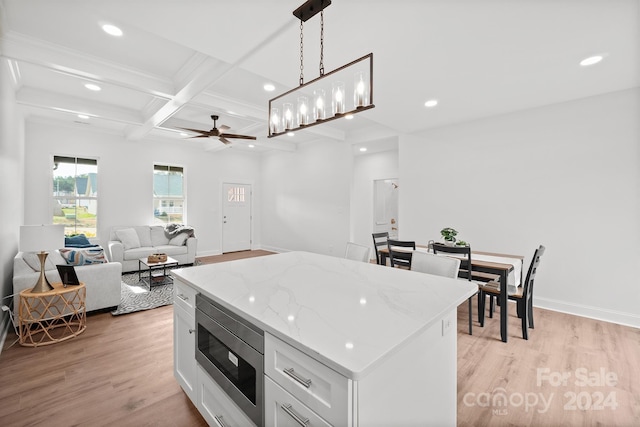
(1, 0), (638, 153)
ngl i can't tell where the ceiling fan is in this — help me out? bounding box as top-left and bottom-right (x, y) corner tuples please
(179, 115), (256, 145)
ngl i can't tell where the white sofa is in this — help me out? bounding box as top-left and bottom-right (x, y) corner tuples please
(107, 225), (197, 273)
(13, 250), (122, 314)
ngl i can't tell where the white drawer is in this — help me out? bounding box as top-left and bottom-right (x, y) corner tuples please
(265, 376), (332, 427)
(196, 365), (256, 427)
(265, 333), (350, 427)
(173, 278), (197, 313)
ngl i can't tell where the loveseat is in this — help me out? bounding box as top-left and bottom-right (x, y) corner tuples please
(107, 225), (197, 273)
(13, 249), (122, 314)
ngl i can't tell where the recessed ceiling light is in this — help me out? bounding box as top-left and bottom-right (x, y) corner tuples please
(580, 55), (604, 67)
(102, 24), (123, 37)
(287, 132), (295, 137)
(359, 147), (367, 152)
(77, 114), (89, 119)
(248, 144), (255, 148)
(263, 83), (275, 92)
(84, 83), (101, 91)
(345, 114), (354, 120)
(424, 99), (438, 108)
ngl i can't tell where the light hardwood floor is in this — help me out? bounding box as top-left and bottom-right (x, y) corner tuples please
(1, 251), (638, 426)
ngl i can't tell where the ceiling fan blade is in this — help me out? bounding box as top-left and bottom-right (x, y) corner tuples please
(187, 135), (210, 139)
(178, 127), (211, 136)
(220, 133), (257, 140)
(219, 137), (232, 145)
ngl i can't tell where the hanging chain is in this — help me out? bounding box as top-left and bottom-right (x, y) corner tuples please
(299, 20), (304, 86)
(319, 10), (325, 76)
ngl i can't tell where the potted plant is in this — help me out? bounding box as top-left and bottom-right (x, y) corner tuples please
(440, 227), (458, 246)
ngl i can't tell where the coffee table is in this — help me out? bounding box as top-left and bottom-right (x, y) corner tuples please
(138, 256), (179, 288)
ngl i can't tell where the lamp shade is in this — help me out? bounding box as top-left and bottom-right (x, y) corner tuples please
(19, 225), (65, 253)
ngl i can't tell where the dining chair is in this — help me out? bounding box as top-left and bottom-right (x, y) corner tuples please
(411, 251), (461, 278)
(478, 245), (545, 340)
(371, 232), (389, 265)
(344, 242), (371, 263)
(431, 242), (477, 335)
(386, 239), (416, 269)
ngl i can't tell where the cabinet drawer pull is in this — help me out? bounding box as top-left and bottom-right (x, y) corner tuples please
(213, 415), (229, 427)
(281, 403), (310, 426)
(176, 293), (189, 302)
(283, 367), (312, 388)
(188, 328), (195, 334)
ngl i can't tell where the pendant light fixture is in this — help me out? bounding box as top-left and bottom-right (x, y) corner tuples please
(268, 0), (375, 138)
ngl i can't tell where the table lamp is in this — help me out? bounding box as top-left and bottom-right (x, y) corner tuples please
(19, 225), (65, 293)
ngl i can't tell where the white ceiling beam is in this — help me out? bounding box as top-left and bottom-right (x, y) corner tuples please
(1, 32), (176, 99)
(127, 20), (295, 141)
(16, 86), (143, 125)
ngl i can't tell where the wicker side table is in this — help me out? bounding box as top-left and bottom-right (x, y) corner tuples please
(18, 282), (86, 347)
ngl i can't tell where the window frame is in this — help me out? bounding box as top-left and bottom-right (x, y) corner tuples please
(52, 155), (99, 237)
(153, 164), (186, 225)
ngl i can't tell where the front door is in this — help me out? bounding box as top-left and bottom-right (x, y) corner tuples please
(222, 183), (252, 253)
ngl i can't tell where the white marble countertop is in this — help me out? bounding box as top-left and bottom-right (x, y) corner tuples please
(171, 251), (476, 380)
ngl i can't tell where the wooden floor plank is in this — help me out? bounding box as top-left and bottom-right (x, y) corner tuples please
(1, 251), (638, 426)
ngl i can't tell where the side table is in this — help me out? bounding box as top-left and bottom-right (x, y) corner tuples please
(18, 282), (87, 347)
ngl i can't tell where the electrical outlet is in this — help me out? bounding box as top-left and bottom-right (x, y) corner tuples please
(442, 317), (452, 336)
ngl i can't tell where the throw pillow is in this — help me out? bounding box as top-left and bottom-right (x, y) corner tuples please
(60, 247), (106, 265)
(169, 233), (189, 246)
(64, 234), (93, 248)
(115, 228), (141, 250)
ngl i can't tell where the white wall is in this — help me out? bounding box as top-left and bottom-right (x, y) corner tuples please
(0, 57), (24, 338)
(260, 138), (352, 256)
(351, 147), (399, 253)
(400, 88), (640, 327)
(23, 121), (263, 256)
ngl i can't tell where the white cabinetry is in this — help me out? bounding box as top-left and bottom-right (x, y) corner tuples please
(264, 334), (349, 426)
(173, 279), (198, 403)
(264, 308), (458, 427)
(265, 376), (332, 427)
(196, 365), (257, 427)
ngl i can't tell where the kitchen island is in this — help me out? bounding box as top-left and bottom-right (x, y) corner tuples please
(172, 251), (477, 427)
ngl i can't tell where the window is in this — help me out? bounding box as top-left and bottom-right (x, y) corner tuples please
(228, 186), (245, 202)
(153, 165), (185, 224)
(52, 156), (98, 237)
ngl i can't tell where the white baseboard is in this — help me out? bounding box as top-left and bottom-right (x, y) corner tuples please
(195, 250), (222, 258)
(257, 245), (288, 254)
(535, 297), (640, 329)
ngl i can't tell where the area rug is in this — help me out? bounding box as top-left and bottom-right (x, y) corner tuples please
(110, 271), (174, 316)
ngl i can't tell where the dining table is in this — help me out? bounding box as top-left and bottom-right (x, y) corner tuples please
(378, 244), (524, 342)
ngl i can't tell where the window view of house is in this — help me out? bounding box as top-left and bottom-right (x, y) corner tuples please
(153, 164), (184, 224)
(52, 156), (98, 237)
